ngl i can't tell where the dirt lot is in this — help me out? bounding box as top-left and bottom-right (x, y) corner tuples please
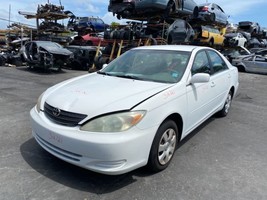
(0, 66), (267, 200)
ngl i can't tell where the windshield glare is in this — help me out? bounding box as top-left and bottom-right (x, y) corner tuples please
(101, 49), (190, 83)
(37, 42), (62, 49)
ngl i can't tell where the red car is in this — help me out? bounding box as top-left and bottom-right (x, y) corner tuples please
(82, 33), (103, 46)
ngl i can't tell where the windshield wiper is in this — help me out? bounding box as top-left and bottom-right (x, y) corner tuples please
(113, 74), (144, 80)
(97, 71), (112, 76)
(97, 72), (144, 80)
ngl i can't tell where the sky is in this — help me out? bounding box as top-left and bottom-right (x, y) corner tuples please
(0, 0), (266, 29)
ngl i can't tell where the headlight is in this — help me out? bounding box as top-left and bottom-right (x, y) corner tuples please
(80, 111), (146, 132)
(36, 92), (45, 113)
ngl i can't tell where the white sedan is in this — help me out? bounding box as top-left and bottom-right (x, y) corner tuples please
(30, 45), (239, 175)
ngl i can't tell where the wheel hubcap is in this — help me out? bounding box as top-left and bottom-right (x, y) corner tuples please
(225, 93), (232, 113)
(158, 128), (176, 165)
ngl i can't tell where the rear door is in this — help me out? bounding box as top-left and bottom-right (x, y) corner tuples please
(185, 50), (214, 132)
(252, 56), (267, 73)
(206, 50), (230, 108)
(185, 49), (230, 134)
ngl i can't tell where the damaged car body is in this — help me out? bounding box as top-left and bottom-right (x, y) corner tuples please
(108, 0), (198, 20)
(66, 45), (99, 70)
(20, 41), (73, 71)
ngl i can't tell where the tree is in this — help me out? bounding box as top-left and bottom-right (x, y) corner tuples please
(110, 22), (120, 30)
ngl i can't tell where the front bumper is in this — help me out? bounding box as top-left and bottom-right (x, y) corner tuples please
(30, 107), (157, 175)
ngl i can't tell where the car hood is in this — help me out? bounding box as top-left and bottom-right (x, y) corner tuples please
(44, 73), (173, 119)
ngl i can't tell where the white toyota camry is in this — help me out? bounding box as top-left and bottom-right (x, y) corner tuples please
(30, 45), (239, 175)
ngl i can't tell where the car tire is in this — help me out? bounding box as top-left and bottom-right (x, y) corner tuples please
(208, 39), (214, 47)
(104, 30), (111, 39)
(86, 41), (93, 46)
(237, 65), (245, 72)
(147, 120), (178, 172)
(217, 91), (233, 117)
(193, 6), (199, 18)
(164, 1), (175, 19)
(167, 35), (173, 44)
(111, 30), (119, 39)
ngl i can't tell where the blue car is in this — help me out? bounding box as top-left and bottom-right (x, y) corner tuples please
(78, 17), (107, 32)
(75, 17), (107, 33)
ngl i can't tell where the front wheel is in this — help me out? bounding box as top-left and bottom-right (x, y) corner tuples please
(217, 91), (233, 117)
(147, 120), (178, 172)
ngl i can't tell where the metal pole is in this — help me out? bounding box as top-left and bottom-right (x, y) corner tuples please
(21, 27), (23, 47)
(8, 4), (11, 47)
(8, 4), (11, 27)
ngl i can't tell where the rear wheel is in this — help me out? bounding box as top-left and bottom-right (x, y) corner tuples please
(164, 1), (175, 19)
(193, 6), (199, 18)
(208, 39), (214, 47)
(148, 120), (178, 172)
(237, 65), (245, 72)
(217, 91), (232, 117)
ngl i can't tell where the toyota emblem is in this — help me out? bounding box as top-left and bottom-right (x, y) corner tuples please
(52, 107), (61, 117)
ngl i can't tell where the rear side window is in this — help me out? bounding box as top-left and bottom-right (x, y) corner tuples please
(207, 50), (228, 74)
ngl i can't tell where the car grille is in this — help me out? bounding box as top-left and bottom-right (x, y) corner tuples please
(44, 102), (87, 126)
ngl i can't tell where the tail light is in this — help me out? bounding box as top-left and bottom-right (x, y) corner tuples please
(201, 6), (209, 11)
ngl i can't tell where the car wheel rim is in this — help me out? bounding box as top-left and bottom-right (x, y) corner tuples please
(225, 93), (232, 113)
(158, 128), (176, 165)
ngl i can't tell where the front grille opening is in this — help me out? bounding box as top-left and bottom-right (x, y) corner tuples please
(44, 102), (87, 126)
(35, 134), (82, 161)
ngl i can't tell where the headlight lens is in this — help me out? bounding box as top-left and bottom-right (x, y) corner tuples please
(80, 111), (146, 132)
(36, 92), (45, 113)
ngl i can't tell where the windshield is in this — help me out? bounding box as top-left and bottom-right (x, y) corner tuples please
(225, 33), (238, 37)
(100, 49), (190, 83)
(37, 41), (62, 50)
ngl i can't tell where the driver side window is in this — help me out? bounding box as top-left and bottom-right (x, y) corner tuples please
(192, 51), (211, 75)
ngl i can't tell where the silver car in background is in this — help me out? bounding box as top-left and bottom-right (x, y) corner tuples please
(234, 55), (267, 74)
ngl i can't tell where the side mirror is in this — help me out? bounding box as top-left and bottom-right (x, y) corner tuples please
(190, 73), (210, 84)
(102, 64), (108, 69)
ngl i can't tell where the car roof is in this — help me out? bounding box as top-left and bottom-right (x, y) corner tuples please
(132, 45), (208, 52)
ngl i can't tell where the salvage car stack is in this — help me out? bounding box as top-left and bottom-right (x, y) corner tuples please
(0, 1), (266, 73)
